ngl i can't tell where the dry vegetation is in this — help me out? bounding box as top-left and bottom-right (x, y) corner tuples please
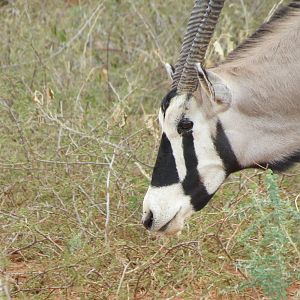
(0, 0), (300, 299)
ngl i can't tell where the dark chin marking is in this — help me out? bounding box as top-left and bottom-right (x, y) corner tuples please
(151, 133), (179, 187)
(181, 134), (213, 211)
(214, 121), (241, 175)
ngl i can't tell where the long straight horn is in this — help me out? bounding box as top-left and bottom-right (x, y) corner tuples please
(177, 0), (225, 94)
(171, 0), (209, 90)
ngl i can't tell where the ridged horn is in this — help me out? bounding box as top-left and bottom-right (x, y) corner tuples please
(171, 0), (209, 89)
(177, 0), (225, 94)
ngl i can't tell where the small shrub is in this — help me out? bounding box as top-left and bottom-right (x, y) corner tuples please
(237, 170), (300, 299)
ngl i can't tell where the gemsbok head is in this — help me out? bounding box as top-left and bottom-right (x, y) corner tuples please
(142, 0), (300, 235)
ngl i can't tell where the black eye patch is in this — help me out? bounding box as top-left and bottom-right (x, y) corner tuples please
(161, 88), (177, 117)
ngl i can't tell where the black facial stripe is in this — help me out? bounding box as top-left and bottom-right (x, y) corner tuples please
(161, 88), (177, 118)
(181, 134), (213, 211)
(214, 121), (300, 172)
(214, 121), (241, 175)
(151, 133), (179, 187)
(182, 133), (198, 170)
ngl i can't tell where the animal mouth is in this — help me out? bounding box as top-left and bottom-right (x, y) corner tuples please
(158, 207), (181, 232)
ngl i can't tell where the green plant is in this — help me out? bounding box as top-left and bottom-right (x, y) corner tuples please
(237, 170), (300, 299)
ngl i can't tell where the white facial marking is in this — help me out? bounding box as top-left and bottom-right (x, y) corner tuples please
(158, 108), (164, 127)
(169, 137), (187, 180)
(185, 97), (226, 194)
(163, 94), (186, 137)
(164, 63), (174, 80)
(142, 184), (193, 234)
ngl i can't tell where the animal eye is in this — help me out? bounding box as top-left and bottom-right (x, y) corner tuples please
(177, 118), (193, 134)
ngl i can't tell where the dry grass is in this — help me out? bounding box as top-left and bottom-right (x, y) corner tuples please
(0, 0), (299, 299)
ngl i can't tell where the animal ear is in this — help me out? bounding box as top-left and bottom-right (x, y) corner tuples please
(195, 63), (232, 113)
(164, 63), (175, 81)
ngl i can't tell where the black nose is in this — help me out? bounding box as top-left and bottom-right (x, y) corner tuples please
(143, 211), (153, 230)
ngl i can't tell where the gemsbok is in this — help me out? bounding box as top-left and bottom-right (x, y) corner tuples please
(142, 0), (300, 235)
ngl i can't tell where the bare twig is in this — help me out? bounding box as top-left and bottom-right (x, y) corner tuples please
(295, 193), (300, 212)
(8, 236), (44, 255)
(0, 277), (11, 300)
(35, 159), (108, 166)
(75, 66), (102, 112)
(1, 99), (31, 163)
(104, 150), (116, 245)
(34, 228), (63, 253)
(12, 282), (73, 295)
(116, 261), (131, 296)
(214, 234), (248, 280)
